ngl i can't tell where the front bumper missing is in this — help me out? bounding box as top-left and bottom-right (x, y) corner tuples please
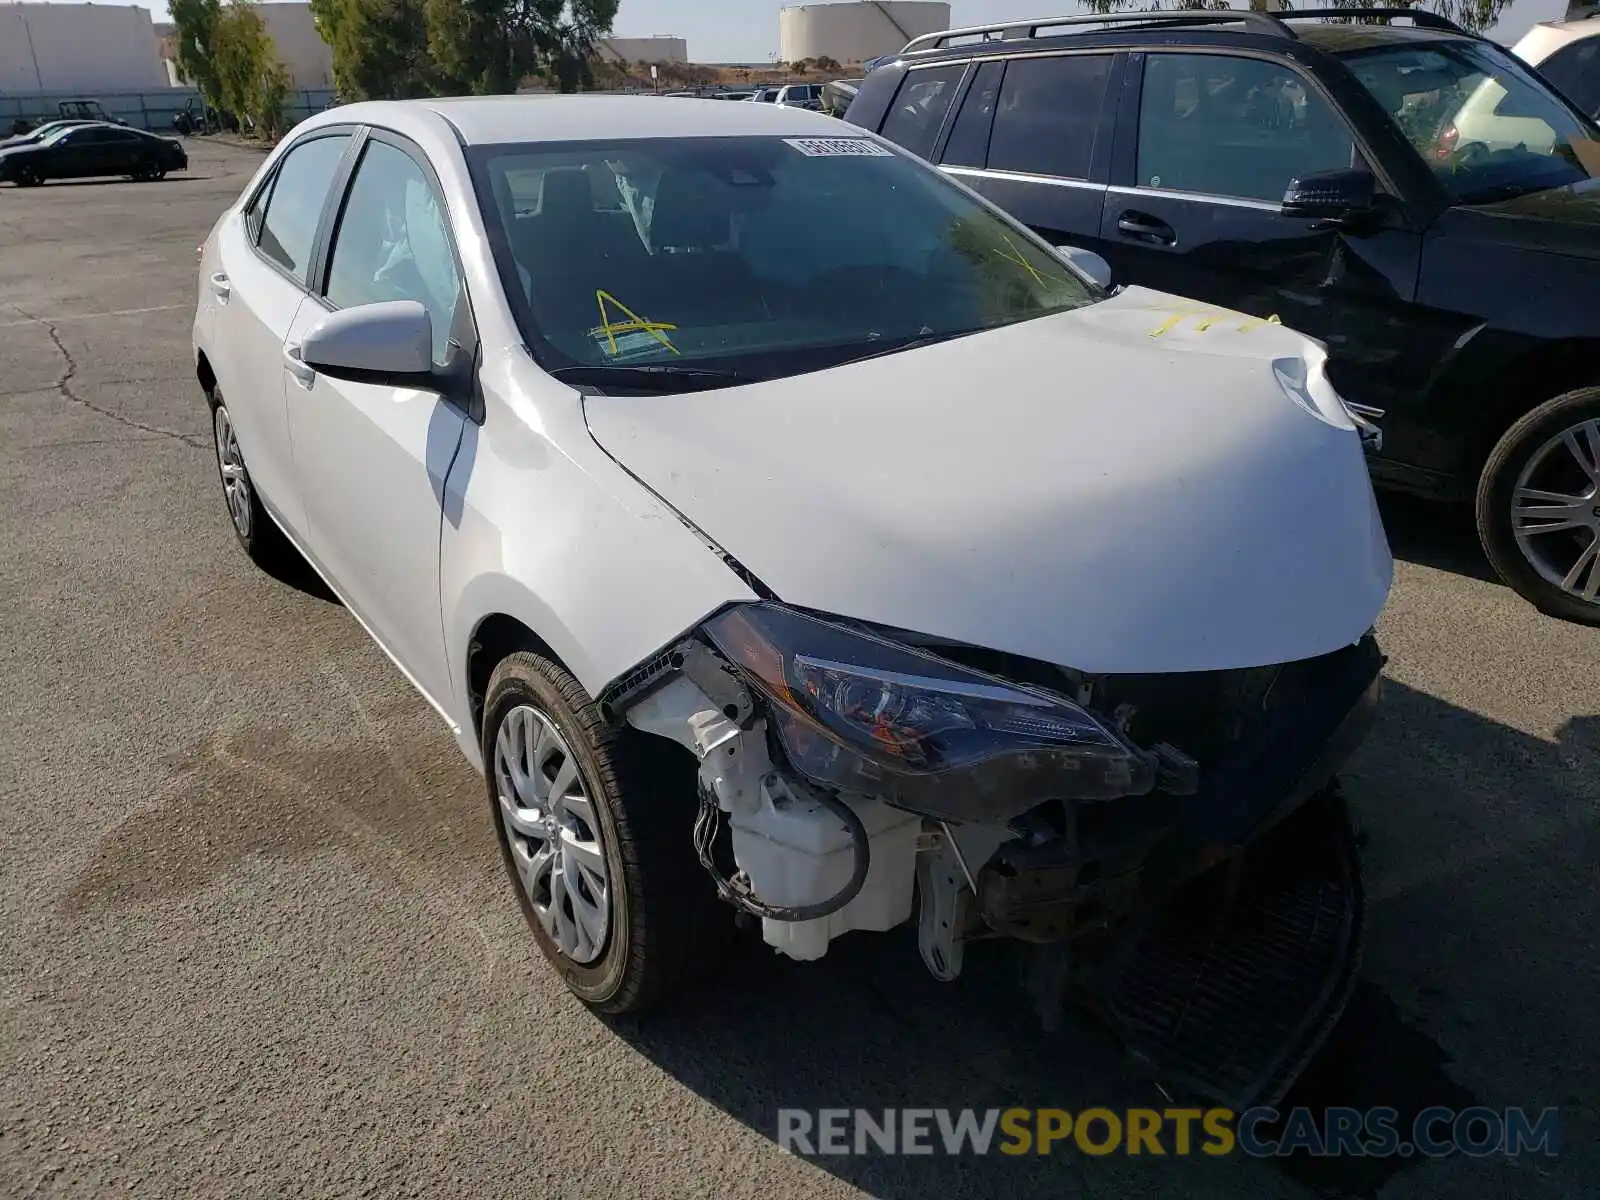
(1090, 786), (1363, 1111)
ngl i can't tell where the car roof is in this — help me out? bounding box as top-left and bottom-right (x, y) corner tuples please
(323, 94), (846, 146)
(1296, 24), (1474, 53)
(1514, 14), (1600, 62)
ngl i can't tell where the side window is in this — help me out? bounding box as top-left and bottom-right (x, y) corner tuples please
(942, 59), (1005, 168)
(256, 134), (351, 283)
(325, 139), (462, 367)
(1540, 41), (1600, 116)
(880, 65), (967, 159)
(1137, 54), (1357, 203)
(988, 54), (1113, 179)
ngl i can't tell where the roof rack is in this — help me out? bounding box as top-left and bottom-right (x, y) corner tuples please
(1277, 8), (1466, 32)
(900, 10), (1293, 55)
(899, 6), (1468, 55)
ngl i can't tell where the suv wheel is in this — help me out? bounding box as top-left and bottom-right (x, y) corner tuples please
(482, 651), (734, 1014)
(210, 387), (294, 570)
(1476, 386), (1600, 624)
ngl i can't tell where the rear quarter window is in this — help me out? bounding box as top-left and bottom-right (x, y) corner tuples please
(879, 64), (967, 159)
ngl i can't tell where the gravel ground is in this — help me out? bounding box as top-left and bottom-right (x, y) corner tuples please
(1, 138), (1595, 1199)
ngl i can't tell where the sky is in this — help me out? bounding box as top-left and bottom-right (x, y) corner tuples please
(35, 0), (1574, 62)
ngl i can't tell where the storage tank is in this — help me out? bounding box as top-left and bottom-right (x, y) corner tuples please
(0, 2), (167, 93)
(780, 2), (952, 66)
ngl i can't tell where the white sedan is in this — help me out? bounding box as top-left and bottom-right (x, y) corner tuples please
(193, 96), (1391, 1021)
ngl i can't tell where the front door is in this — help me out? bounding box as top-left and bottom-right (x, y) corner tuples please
(284, 132), (472, 711)
(1099, 51), (1426, 417)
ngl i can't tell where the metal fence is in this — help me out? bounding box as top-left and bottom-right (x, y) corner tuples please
(1, 87), (337, 134)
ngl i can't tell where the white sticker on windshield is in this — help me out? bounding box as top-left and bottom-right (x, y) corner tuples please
(784, 137), (893, 158)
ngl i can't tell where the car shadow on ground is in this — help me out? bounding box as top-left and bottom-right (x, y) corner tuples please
(262, 545), (340, 605)
(603, 680), (1596, 1199)
(1377, 492), (1500, 587)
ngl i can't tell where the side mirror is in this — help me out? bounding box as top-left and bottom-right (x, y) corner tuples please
(1281, 169), (1378, 224)
(1055, 244), (1113, 290)
(300, 300), (438, 389)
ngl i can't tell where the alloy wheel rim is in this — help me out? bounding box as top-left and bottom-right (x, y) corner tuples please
(1509, 417), (1600, 604)
(494, 705), (611, 965)
(213, 405), (252, 539)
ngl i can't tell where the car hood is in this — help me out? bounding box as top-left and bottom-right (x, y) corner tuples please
(581, 286), (1393, 675)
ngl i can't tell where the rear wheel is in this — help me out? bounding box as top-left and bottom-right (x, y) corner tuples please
(210, 387), (294, 571)
(1476, 386), (1600, 624)
(15, 165), (43, 187)
(483, 650), (734, 1014)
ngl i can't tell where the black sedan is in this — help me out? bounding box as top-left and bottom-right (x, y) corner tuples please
(0, 124), (187, 187)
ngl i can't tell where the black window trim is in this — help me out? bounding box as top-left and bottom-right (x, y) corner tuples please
(245, 124), (364, 294)
(313, 124), (483, 421)
(1117, 45), (1411, 218)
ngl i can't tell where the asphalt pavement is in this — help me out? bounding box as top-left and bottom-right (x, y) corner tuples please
(1, 138), (1595, 1199)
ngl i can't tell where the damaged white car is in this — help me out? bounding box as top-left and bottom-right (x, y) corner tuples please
(193, 96), (1393, 1108)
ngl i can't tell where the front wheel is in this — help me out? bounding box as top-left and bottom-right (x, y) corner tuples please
(483, 651), (733, 1014)
(14, 166), (43, 187)
(1476, 386), (1600, 624)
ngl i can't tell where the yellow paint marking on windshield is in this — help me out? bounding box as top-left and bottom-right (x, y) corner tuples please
(993, 235), (1066, 288)
(1148, 309), (1283, 338)
(593, 290), (679, 356)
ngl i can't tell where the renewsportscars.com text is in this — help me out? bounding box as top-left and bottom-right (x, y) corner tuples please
(777, 1106), (1560, 1158)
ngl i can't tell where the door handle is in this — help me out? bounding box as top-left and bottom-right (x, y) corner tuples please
(1116, 211), (1177, 246)
(209, 272), (231, 302)
(283, 343), (316, 388)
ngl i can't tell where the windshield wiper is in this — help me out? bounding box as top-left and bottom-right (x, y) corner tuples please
(548, 364), (762, 393)
(833, 329), (978, 368)
(1454, 180), (1556, 206)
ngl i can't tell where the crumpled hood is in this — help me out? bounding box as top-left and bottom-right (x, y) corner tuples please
(583, 286), (1393, 675)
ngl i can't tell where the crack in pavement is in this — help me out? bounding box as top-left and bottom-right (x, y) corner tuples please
(11, 303), (206, 451)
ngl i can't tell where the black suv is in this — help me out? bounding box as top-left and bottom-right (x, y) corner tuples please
(847, 9), (1600, 623)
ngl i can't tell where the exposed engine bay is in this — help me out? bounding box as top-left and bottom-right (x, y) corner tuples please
(614, 602), (1383, 1106)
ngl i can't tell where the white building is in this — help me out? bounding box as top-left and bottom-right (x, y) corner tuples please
(779, 1), (951, 66)
(158, 2), (334, 91)
(0, 2), (168, 93)
(597, 36), (688, 65)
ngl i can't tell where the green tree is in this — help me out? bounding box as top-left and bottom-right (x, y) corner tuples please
(424, 0), (619, 95)
(170, 0), (226, 108)
(211, 2), (294, 136)
(312, 0), (434, 100)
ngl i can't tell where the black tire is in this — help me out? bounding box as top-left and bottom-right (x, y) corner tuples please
(1476, 385), (1600, 625)
(208, 385), (296, 572)
(15, 166), (43, 187)
(483, 650), (733, 1014)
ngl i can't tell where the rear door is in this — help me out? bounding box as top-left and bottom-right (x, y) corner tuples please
(283, 130), (473, 709)
(934, 52), (1121, 250)
(210, 128), (355, 540)
(1100, 50), (1426, 415)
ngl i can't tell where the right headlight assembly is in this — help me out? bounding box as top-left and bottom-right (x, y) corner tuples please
(701, 604), (1155, 824)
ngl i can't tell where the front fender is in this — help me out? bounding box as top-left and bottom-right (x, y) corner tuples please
(439, 367), (759, 769)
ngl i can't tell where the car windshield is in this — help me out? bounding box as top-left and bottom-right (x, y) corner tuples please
(1338, 40), (1599, 203)
(470, 135), (1098, 382)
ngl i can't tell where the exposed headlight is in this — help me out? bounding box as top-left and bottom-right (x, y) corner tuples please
(702, 604), (1154, 823)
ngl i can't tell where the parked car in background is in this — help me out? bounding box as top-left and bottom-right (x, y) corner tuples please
(192, 95), (1389, 1105)
(720, 90), (757, 101)
(748, 87), (782, 103)
(775, 83), (824, 109)
(10, 98), (125, 135)
(850, 8), (1600, 623)
(821, 78), (863, 116)
(0, 118), (97, 151)
(0, 123), (187, 186)
(1515, 11), (1600, 117)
